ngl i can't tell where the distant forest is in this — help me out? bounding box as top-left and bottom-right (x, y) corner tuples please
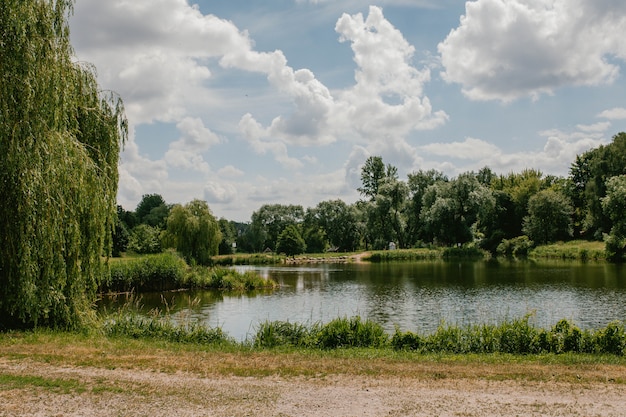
(116, 132), (626, 261)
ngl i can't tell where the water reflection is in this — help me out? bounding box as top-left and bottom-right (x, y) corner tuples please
(99, 260), (626, 341)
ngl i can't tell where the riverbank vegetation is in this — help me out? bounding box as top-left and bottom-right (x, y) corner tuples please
(104, 252), (278, 293)
(21, 314), (626, 358)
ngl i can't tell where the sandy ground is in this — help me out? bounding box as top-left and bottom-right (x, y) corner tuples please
(1, 357), (625, 417)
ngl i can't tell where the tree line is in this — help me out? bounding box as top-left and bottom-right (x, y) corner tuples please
(115, 132), (626, 261)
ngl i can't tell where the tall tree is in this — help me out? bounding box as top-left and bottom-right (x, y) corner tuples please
(358, 156), (386, 200)
(249, 204), (304, 251)
(135, 193), (169, 228)
(406, 169), (447, 245)
(421, 174), (495, 246)
(306, 200), (360, 252)
(568, 133), (626, 239)
(601, 175), (626, 261)
(522, 190), (573, 244)
(0, 0), (127, 329)
(163, 200), (221, 265)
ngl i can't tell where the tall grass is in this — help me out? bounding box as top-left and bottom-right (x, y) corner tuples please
(103, 252), (277, 293)
(364, 247), (486, 262)
(529, 240), (606, 261)
(253, 316), (388, 349)
(102, 313), (235, 346)
(251, 315), (626, 355)
(392, 317), (625, 355)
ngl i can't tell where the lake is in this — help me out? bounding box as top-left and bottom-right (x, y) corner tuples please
(99, 259), (626, 341)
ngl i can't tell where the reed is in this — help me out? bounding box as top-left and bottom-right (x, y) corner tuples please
(103, 253), (277, 293)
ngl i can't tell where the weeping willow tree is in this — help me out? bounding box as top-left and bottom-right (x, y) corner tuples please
(0, 0), (127, 329)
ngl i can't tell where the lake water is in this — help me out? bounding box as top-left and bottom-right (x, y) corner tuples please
(99, 260), (626, 341)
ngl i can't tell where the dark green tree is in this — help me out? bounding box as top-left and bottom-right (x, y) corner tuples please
(568, 133), (626, 239)
(601, 175), (626, 261)
(421, 174), (495, 246)
(218, 218), (237, 255)
(276, 225), (306, 256)
(306, 200), (360, 252)
(406, 169), (447, 245)
(358, 156), (386, 200)
(249, 204), (304, 251)
(522, 190), (573, 244)
(135, 194), (169, 228)
(162, 200), (221, 265)
(0, 0), (127, 329)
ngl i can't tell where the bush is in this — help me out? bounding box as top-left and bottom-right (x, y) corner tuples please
(254, 321), (313, 348)
(497, 236), (534, 257)
(314, 316), (388, 349)
(104, 252), (188, 293)
(103, 314), (234, 345)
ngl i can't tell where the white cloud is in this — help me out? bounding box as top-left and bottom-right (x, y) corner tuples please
(164, 149), (210, 174)
(218, 165), (245, 178)
(419, 137), (501, 160)
(417, 129), (607, 177)
(334, 6), (448, 138)
(172, 117), (223, 151)
(598, 107), (626, 120)
(238, 6), (447, 153)
(438, 0), (626, 102)
(204, 181), (237, 204)
(575, 122), (611, 133)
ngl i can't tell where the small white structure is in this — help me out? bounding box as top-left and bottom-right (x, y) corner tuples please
(388, 241), (397, 250)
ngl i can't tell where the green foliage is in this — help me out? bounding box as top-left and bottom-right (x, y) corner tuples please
(254, 321), (314, 348)
(105, 252), (188, 293)
(421, 173), (495, 246)
(602, 175), (626, 261)
(497, 236), (534, 257)
(103, 314), (234, 346)
(217, 218), (237, 255)
(314, 316), (388, 349)
(127, 224), (162, 254)
(187, 267), (277, 291)
(253, 316), (388, 349)
(276, 224), (307, 256)
(529, 240), (606, 260)
(0, 0), (127, 329)
(249, 204), (305, 252)
(305, 200), (360, 252)
(105, 254), (276, 293)
(569, 133), (626, 239)
(391, 317), (625, 355)
(162, 200), (221, 265)
(523, 189), (573, 244)
(135, 194), (169, 228)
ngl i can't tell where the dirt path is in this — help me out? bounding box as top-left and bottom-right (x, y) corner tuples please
(1, 357), (625, 417)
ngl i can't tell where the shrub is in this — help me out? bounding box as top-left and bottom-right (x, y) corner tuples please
(254, 321), (313, 348)
(104, 252), (187, 293)
(497, 236), (534, 257)
(314, 316), (388, 349)
(103, 314), (233, 345)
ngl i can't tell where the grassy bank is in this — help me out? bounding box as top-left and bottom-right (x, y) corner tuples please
(98, 314), (626, 357)
(1, 323), (626, 383)
(529, 240), (607, 261)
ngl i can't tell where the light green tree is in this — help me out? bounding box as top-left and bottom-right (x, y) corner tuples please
(0, 0), (127, 329)
(601, 175), (626, 261)
(163, 200), (221, 265)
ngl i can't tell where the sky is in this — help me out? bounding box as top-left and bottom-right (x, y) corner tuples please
(69, 0), (626, 222)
